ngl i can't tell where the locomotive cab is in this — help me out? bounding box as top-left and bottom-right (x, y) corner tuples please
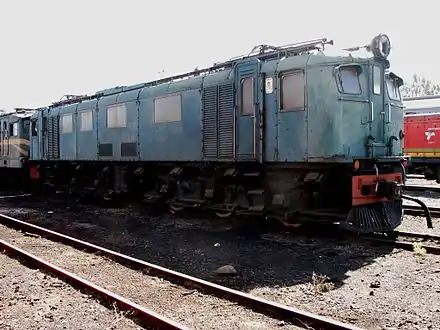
(337, 35), (429, 232)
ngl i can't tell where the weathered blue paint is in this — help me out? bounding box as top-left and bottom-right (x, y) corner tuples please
(138, 87), (202, 161)
(307, 63), (371, 160)
(276, 56), (309, 162)
(97, 92), (138, 161)
(28, 43), (404, 165)
(59, 104), (78, 160)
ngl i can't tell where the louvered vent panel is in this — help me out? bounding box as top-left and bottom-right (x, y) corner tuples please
(202, 86), (218, 159)
(47, 116), (60, 159)
(218, 83), (234, 160)
(47, 118), (53, 159)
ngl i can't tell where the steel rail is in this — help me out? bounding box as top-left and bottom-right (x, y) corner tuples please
(0, 212), (361, 330)
(406, 174), (426, 179)
(394, 230), (440, 241)
(362, 234), (440, 255)
(0, 238), (187, 330)
(404, 184), (440, 193)
(403, 204), (440, 218)
(0, 193), (32, 199)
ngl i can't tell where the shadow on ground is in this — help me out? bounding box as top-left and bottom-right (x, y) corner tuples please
(0, 196), (395, 293)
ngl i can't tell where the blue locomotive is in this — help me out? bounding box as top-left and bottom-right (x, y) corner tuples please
(5, 34), (423, 233)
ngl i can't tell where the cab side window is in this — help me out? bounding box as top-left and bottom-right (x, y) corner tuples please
(107, 104), (127, 128)
(154, 95), (182, 123)
(62, 114), (73, 133)
(241, 77), (254, 115)
(10, 123), (18, 136)
(337, 66), (361, 94)
(80, 110), (93, 131)
(31, 120), (38, 136)
(280, 71), (305, 111)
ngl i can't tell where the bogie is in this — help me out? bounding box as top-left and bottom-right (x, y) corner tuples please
(23, 159), (407, 233)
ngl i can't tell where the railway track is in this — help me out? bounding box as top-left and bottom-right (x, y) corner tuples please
(404, 184), (440, 193)
(363, 230), (440, 255)
(395, 230), (440, 242)
(0, 237), (187, 330)
(406, 174), (425, 179)
(0, 212), (361, 330)
(403, 204), (440, 218)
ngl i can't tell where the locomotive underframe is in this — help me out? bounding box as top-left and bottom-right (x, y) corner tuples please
(26, 158), (405, 233)
(406, 158), (440, 183)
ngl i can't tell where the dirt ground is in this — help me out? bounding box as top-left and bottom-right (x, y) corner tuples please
(0, 252), (142, 330)
(0, 185), (439, 330)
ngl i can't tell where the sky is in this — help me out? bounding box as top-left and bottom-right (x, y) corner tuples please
(0, 0), (437, 111)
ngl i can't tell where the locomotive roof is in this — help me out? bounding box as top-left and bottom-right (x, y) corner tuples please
(405, 111), (440, 118)
(45, 55), (374, 110)
(0, 109), (37, 120)
(42, 34), (393, 109)
(403, 95), (440, 116)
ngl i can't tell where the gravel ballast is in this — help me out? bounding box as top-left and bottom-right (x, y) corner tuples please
(0, 185), (440, 329)
(0, 252), (142, 330)
(400, 178), (440, 234)
(0, 223), (302, 330)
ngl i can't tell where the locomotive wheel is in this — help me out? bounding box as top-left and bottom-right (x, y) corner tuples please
(214, 205), (236, 218)
(169, 203), (184, 213)
(215, 210), (233, 218)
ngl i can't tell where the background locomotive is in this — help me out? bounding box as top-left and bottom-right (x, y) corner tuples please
(404, 95), (440, 182)
(0, 34), (412, 234)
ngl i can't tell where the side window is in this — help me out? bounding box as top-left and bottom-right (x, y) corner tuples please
(31, 120), (37, 136)
(80, 110), (93, 131)
(241, 77), (254, 115)
(107, 104), (127, 128)
(281, 71), (305, 111)
(337, 66), (362, 94)
(10, 123), (18, 136)
(62, 114), (73, 133)
(154, 94), (182, 123)
(373, 66), (381, 94)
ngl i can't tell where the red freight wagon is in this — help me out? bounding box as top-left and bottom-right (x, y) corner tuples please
(404, 95), (440, 182)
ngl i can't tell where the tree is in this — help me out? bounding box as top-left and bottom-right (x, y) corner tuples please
(400, 74), (440, 98)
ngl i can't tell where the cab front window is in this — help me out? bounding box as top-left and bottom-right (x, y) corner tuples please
(336, 66), (362, 95)
(386, 76), (402, 101)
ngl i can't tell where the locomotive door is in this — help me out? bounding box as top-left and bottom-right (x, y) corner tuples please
(370, 64), (385, 147)
(0, 120), (3, 158)
(2, 120), (9, 157)
(235, 60), (262, 161)
(384, 73), (405, 155)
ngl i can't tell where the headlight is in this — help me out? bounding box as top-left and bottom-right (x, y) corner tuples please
(370, 34), (391, 60)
